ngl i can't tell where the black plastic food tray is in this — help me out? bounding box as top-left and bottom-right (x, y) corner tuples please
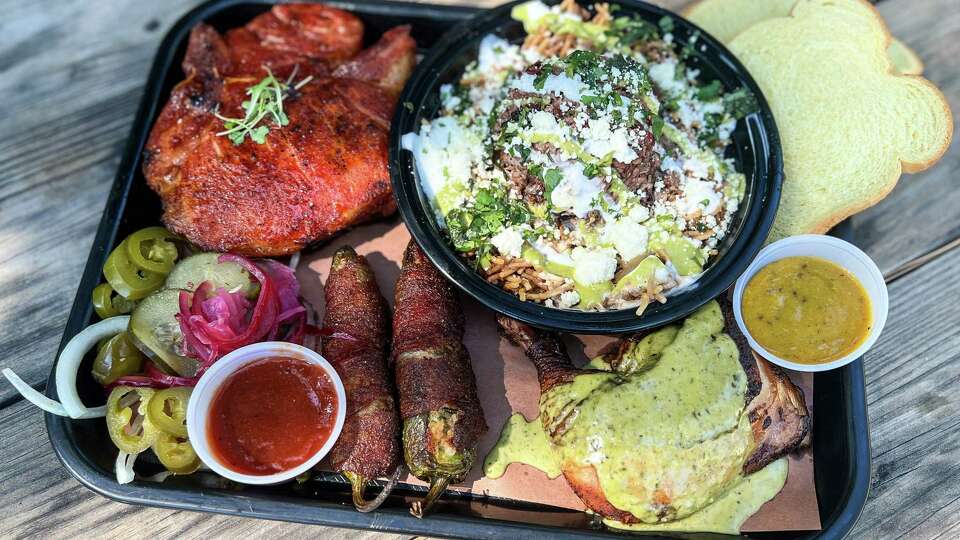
(45, 0), (870, 538)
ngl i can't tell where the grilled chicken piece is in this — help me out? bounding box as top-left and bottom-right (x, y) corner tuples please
(497, 299), (811, 524)
(710, 296), (812, 472)
(143, 4), (416, 256)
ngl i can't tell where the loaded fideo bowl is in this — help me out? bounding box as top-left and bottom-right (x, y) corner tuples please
(389, 0), (783, 334)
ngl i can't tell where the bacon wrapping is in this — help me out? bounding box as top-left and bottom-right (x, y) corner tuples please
(392, 241), (487, 518)
(323, 246), (401, 512)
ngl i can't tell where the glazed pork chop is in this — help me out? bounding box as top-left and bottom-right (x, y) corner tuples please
(143, 4), (415, 256)
(497, 298), (811, 524)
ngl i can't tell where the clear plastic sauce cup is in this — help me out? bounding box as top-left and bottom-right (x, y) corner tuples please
(186, 342), (346, 484)
(733, 235), (888, 372)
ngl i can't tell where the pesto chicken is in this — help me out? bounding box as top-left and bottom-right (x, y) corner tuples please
(496, 300), (811, 527)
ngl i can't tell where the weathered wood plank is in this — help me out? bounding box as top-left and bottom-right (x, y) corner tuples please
(0, 400), (408, 540)
(848, 247), (960, 539)
(0, 0), (206, 405)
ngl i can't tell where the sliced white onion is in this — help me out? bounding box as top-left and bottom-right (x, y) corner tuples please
(2, 368), (70, 416)
(140, 470), (173, 483)
(115, 450), (138, 484)
(55, 316), (130, 419)
(2, 316), (131, 419)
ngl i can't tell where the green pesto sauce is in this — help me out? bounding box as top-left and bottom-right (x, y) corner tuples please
(596, 323), (680, 375)
(647, 232), (705, 276)
(486, 302), (769, 526)
(483, 413), (562, 480)
(603, 457), (788, 534)
(612, 255), (667, 295)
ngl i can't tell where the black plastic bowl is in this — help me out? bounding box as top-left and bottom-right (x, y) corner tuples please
(389, 0), (782, 334)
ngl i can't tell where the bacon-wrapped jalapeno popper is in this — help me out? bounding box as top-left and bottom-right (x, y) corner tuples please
(392, 241), (487, 518)
(323, 246), (401, 512)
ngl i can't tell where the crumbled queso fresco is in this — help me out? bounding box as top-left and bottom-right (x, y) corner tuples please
(401, 0), (756, 312)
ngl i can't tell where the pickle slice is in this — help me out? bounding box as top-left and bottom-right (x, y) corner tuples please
(128, 289), (199, 377)
(164, 253), (258, 298)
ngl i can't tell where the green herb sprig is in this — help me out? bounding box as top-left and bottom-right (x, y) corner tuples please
(445, 187), (530, 268)
(214, 67), (313, 145)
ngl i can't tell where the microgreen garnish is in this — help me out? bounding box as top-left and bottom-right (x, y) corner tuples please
(214, 67), (313, 145)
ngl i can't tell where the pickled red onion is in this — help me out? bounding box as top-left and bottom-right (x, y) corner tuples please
(111, 361), (199, 389)
(175, 254), (306, 369)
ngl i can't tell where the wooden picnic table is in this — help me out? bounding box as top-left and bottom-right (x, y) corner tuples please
(0, 0), (956, 538)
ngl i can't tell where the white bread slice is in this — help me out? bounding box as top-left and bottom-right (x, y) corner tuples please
(722, 0), (952, 240)
(886, 38), (924, 76)
(683, 0), (924, 75)
(684, 0), (796, 43)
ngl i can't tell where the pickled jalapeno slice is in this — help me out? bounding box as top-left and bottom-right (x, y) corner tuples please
(103, 238), (166, 300)
(146, 387), (191, 438)
(125, 227), (180, 275)
(106, 386), (159, 454)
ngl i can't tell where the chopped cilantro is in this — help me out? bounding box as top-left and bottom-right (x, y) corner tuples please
(544, 168), (563, 195)
(581, 94), (601, 106)
(723, 87), (759, 119)
(674, 61), (687, 81)
(651, 115), (664, 140)
(533, 70), (550, 91)
(657, 15), (673, 34)
(608, 16), (659, 47)
(599, 151), (615, 166)
(445, 187), (529, 264)
(696, 80), (723, 101)
(403, 101), (415, 112)
(563, 50), (605, 84)
(593, 194), (613, 213)
(658, 16), (674, 34)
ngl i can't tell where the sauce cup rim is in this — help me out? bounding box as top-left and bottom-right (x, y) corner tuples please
(732, 234), (888, 373)
(185, 342), (347, 485)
